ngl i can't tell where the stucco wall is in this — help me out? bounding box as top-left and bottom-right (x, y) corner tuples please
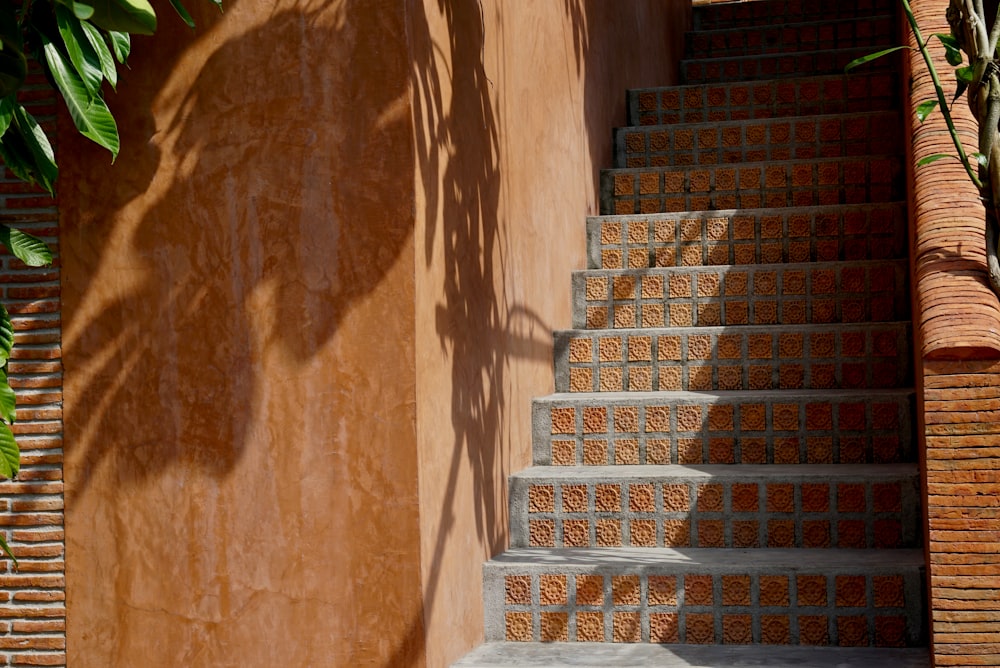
(59, 1), (424, 665)
(410, 1), (690, 665)
(56, 0), (688, 665)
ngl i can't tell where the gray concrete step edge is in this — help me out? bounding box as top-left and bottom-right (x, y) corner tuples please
(453, 642), (930, 667)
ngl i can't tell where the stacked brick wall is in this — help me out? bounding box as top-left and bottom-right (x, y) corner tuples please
(0, 69), (66, 667)
(908, 1), (1000, 665)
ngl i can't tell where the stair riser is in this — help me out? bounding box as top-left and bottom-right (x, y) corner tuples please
(572, 261), (909, 330)
(628, 73), (898, 126)
(587, 205), (907, 270)
(685, 16), (895, 59)
(510, 474), (920, 550)
(693, 0), (895, 30)
(486, 565), (925, 646)
(681, 48), (893, 85)
(614, 113), (902, 169)
(554, 323), (912, 393)
(533, 393), (915, 467)
(600, 157), (904, 216)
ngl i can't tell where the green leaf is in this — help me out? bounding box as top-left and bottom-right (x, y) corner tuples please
(56, 5), (105, 96)
(10, 105), (57, 193)
(973, 152), (989, 167)
(0, 371), (15, 425)
(0, 95), (14, 137)
(0, 104), (57, 194)
(42, 35), (119, 159)
(0, 134), (40, 188)
(0, 303), (13, 364)
(168, 0), (196, 28)
(0, 532), (18, 567)
(76, 0), (157, 35)
(0, 2), (26, 99)
(954, 78), (969, 102)
(916, 99), (939, 122)
(956, 65), (975, 84)
(0, 419), (19, 479)
(917, 153), (952, 166)
(0, 225), (52, 267)
(935, 33), (960, 49)
(107, 30), (130, 65)
(845, 45), (910, 72)
(80, 20), (116, 89)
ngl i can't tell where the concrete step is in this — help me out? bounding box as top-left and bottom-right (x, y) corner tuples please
(685, 15), (895, 59)
(553, 322), (912, 393)
(586, 204), (907, 270)
(614, 112), (902, 169)
(600, 156), (904, 216)
(681, 46), (895, 85)
(572, 260), (909, 330)
(510, 464), (920, 550)
(693, 0), (896, 30)
(627, 72), (898, 126)
(454, 643), (930, 667)
(532, 389), (915, 467)
(481, 547), (926, 646)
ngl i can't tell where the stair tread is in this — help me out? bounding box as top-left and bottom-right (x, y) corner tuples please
(576, 257), (907, 277)
(557, 321), (909, 336)
(630, 70), (892, 95)
(615, 109), (898, 134)
(454, 642), (930, 667)
(603, 153), (902, 175)
(587, 202), (905, 225)
(681, 44), (894, 66)
(686, 14), (894, 38)
(488, 546), (925, 569)
(514, 463), (917, 481)
(535, 388), (915, 402)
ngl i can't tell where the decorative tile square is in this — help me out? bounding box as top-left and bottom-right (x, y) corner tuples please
(506, 612), (533, 642)
(540, 575), (567, 606)
(505, 575), (531, 605)
(613, 576), (641, 606)
(577, 574), (604, 606)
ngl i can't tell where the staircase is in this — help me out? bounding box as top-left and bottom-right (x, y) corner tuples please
(455, 0), (929, 665)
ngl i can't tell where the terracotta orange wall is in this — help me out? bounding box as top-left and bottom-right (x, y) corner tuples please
(59, 1), (424, 665)
(409, 1), (690, 665)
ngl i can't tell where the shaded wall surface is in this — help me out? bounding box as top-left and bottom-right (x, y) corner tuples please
(60, 1), (424, 665)
(409, 1), (689, 665)
(58, 0), (689, 665)
(906, 1), (1000, 665)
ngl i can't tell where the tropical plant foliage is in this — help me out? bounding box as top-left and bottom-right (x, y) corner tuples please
(849, 0), (1000, 295)
(0, 0), (219, 563)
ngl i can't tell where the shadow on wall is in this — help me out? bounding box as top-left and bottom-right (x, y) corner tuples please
(62, 3), (416, 503)
(401, 0), (684, 663)
(566, 0), (689, 202)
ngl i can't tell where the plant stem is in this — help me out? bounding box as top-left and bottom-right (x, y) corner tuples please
(903, 0), (985, 189)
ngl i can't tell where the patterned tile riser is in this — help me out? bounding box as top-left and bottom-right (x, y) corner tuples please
(586, 205), (907, 269)
(513, 474), (920, 549)
(628, 73), (899, 126)
(601, 157), (904, 216)
(533, 395), (914, 466)
(554, 324), (912, 393)
(615, 113), (902, 169)
(489, 568), (924, 646)
(684, 15), (895, 59)
(573, 261), (909, 329)
(681, 47), (893, 85)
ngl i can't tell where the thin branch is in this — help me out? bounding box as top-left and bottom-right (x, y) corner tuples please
(988, 11), (1000, 55)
